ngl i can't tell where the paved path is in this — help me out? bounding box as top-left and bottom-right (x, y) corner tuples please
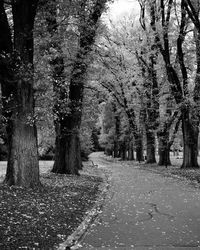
(77, 152), (200, 250)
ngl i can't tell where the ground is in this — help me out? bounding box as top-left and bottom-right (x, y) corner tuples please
(0, 161), (105, 249)
(140, 156), (200, 186)
(1, 154), (200, 249)
(78, 153), (200, 249)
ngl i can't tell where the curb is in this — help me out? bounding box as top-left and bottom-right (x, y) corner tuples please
(56, 169), (110, 250)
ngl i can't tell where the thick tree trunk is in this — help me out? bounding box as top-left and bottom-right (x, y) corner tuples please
(128, 141), (134, 160)
(181, 111), (199, 169)
(158, 134), (171, 166)
(52, 124), (80, 174)
(52, 126), (66, 174)
(4, 111), (39, 187)
(146, 131), (156, 163)
(158, 149), (171, 167)
(120, 142), (127, 160)
(3, 0), (40, 188)
(52, 96), (83, 175)
(135, 134), (144, 162)
(113, 140), (119, 158)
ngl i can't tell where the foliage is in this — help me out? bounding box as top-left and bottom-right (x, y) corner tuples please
(80, 88), (100, 158)
(98, 101), (115, 151)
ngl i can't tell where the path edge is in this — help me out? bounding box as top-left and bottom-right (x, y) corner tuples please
(56, 169), (110, 250)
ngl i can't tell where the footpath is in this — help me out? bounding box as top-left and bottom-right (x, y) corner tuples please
(75, 152), (200, 249)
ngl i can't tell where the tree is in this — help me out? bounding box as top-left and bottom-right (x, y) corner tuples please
(183, 0), (200, 116)
(50, 0), (110, 174)
(148, 0), (200, 168)
(96, 21), (145, 162)
(0, 0), (40, 187)
(43, 0), (73, 174)
(80, 87), (100, 160)
(98, 100), (116, 155)
(136, 0), (160, 164)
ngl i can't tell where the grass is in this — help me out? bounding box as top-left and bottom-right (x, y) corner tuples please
(140, 155), (200, 186)
(0, 161), (104, 249)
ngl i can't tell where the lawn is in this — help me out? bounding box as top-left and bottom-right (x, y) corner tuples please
(140, 155), (200, 186)
(0, 161), (104, 249)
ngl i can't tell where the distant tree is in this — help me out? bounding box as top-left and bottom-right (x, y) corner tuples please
(96, 22), (145, 161)
(98, 100), (116, 155)
(80, 87), (100, 160)
(112, 102), (121, 158)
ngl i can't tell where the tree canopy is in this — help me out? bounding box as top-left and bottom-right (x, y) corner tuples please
(0, 0), (200, 188)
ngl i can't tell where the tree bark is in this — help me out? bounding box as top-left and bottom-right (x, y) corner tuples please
(105, 147), (112, 156)
(158, 132), (171, 166)
(146, 131), (156, 163)
(52, 122), (80, 174)
(158, 149), (171, 167)
(113, 106), (120, 158)
(52, 0), (108, 174)
(120, 141), (127, 160)
(135, 133), (144, 162)
(3, 0), (40, 187)
(113, 140), (119, 158)
(181, 110), (199, 168)
(128, 141), (134, 160)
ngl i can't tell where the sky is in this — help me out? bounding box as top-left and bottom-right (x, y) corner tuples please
(107, 0), (140, 21)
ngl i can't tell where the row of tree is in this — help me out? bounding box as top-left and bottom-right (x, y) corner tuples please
(95, 0), (200, 168)
(0, 0), (200, 189)
(0, 0), (110, 188)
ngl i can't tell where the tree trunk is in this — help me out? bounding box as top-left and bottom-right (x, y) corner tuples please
(120, 141), (127, 160)
(158, 112), (182, 167)
(135, 133), (144, 162)
(113, 140), (119, 158)
(181, 111), (199, 168)
(158, 149), (171, 167)
(128, 141), (134, 160)
(52, 125), (66, 174)
(146, 131), (156, 163)
(128, 148), (134, 161)
(3, 0), (40, 188)
(52, 124), (80, 174)
(158, 133), (171, 166)
(4, 109), (40, 187)
(105, 147), (112, 156)
(113, 108), (120, 158)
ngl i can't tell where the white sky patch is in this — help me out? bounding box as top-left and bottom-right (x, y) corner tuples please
(107, 0), (140, 21)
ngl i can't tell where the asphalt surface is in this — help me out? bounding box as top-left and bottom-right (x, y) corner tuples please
(77, 152), (200, 250)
